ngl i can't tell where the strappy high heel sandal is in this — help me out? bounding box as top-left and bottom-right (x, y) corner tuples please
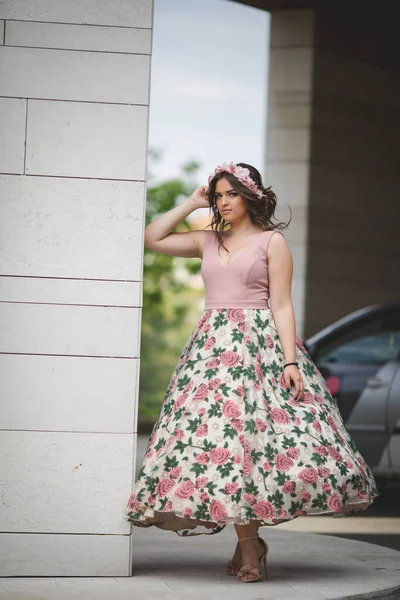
(225, 540), (242, 576)
(236, 535), (269, 583)
(225, 535), (264, 576)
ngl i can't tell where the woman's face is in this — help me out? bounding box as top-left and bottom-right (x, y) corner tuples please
(214, 177), (247, 223)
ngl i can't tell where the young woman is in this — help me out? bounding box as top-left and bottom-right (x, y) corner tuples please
(125, 162), (379, 584)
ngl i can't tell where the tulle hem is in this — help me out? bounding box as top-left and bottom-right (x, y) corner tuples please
(124, 494), (379, 537)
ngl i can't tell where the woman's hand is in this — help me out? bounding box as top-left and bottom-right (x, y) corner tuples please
(188, 185), (210, 209)
(284, 365), (304, 400)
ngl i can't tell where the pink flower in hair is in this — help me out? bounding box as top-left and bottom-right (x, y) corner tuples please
(208, 162), (263, 198)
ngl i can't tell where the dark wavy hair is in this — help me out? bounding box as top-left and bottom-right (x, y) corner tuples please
(206, 162), (291, 254)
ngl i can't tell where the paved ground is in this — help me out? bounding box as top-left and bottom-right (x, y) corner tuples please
(1, 528), (400, 600)
(1, 435), (399, 600)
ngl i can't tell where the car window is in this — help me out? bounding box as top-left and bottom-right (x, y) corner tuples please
(316, 309), (400, 365)
(320, 332), (400, 364)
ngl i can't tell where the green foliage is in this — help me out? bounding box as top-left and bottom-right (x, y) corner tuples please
(138, 151), (204, 431)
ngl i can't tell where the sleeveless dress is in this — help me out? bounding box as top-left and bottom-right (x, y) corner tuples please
(124, 229), (380, 537)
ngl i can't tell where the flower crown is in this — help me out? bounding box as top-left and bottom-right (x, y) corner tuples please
(207, 162), (263, 198)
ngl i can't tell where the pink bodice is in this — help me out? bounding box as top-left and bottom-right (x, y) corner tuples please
(200, 229), (281, 309)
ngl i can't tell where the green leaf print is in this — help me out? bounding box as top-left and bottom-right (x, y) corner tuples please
(203, 439), (216, 452)
(154, 439), (166, 452)
(247, 341), (259, 357)
(189, 462), (208, 477)
(266, 360), (282, 378)
(232, 329), (244, 343)
(213, 313), (228, 329)
(176, 373), (192, 391)
(230, 365), (244, 381)
(254, 312), (270, 331)
(244, 419), (258, 434)
(223, 423), (238, 440)
(219, 382), (232, 397)
(312, 493), (327, 510)
(194, 504), (210, 520)
(244, 398), (257, 415)
(292, 425), (308, 438)
(175, 440), (188, 454)
(187, 417), (201, 433)
(243, 365), (257, 381)
(273, 472), (289, 486)
(204, 368), (219, 379)
(232, 489), (241, 504)
(269, 489), (284, 508)
(207, 404), (222, 418)
(217, 461), (235, 478)
(164, 455), (179, 471)
(350, 473), (365, 490)
(264, 442), (277, 461)
(206, 482), (218, 496)
(251, 449), (263, 463)
(328, 474), (338, 488)
(281, 435), (297, 449)
(288, 500), (302, 515)
(244, 481), (259, 495)
(137, 465), (146, 479)
(303, 362), (317, 377)
(136, 488), (146, 502)
(311, 451), (328, 466)
(304, 412), (315, 424)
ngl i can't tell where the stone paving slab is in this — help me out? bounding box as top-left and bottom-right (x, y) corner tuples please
(1, 528), (400, 599)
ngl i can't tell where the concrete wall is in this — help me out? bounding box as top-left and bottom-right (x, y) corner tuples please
(266, 9), (400, 338)
(0, 0), (153, 576)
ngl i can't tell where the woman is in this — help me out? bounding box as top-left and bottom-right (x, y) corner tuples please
(125, 162), (379, 584)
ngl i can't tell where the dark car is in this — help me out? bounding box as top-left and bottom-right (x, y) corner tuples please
(304, 300), (400, 476)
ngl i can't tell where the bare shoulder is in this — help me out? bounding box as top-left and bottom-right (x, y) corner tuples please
(267, 230), (292, 260)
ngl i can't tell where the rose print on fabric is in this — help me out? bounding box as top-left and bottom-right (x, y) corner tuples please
(124, 308), (379, 537)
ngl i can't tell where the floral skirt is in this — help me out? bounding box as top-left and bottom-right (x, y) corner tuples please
(124, 307), (380, 537)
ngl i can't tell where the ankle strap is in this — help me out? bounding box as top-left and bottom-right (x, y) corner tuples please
(238, 535), (259, 542)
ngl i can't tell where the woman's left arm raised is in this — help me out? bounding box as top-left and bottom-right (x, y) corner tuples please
(267, 232), (304, 400)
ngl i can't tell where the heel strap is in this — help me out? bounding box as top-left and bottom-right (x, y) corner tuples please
(238, 535), (259, 542)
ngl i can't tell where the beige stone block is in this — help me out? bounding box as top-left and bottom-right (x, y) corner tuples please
(0, 46), (151, 104)
(0, 430), (134, 534)
(0, 97), (26, 174)
(0, 532), (130, 575)
(5, 20), (152, 54)
(0, 354), (138, 434)
(0, 175), (145, 280)
(0, 302), (141, 357)
(0, 276), (142, 307)
(268, 103), (312, 128)
(265, 164), (310, 208)
(0, 0), (152, 28)
(269, 47), (314, 93)
(26, 100), (148, 180)
(267, 128), (310, 162)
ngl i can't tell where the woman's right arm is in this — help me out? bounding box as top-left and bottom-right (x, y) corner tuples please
(144, 186), (210, 258)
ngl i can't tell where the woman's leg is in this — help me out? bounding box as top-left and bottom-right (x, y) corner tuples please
(234, 520), (264, 581)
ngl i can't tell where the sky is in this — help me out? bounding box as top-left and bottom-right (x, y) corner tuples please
(148, 0), (270, 189)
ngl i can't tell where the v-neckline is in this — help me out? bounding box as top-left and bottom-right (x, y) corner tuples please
(216, 230), (266, 267)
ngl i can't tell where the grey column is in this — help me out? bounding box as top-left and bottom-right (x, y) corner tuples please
(265, 9), (400, 338)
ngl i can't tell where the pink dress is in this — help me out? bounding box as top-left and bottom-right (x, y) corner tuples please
(124, 228), (379, 537)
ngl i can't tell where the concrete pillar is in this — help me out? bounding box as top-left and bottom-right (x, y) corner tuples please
(265, 9), (400, 338)
(0, 1), (152, 576)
